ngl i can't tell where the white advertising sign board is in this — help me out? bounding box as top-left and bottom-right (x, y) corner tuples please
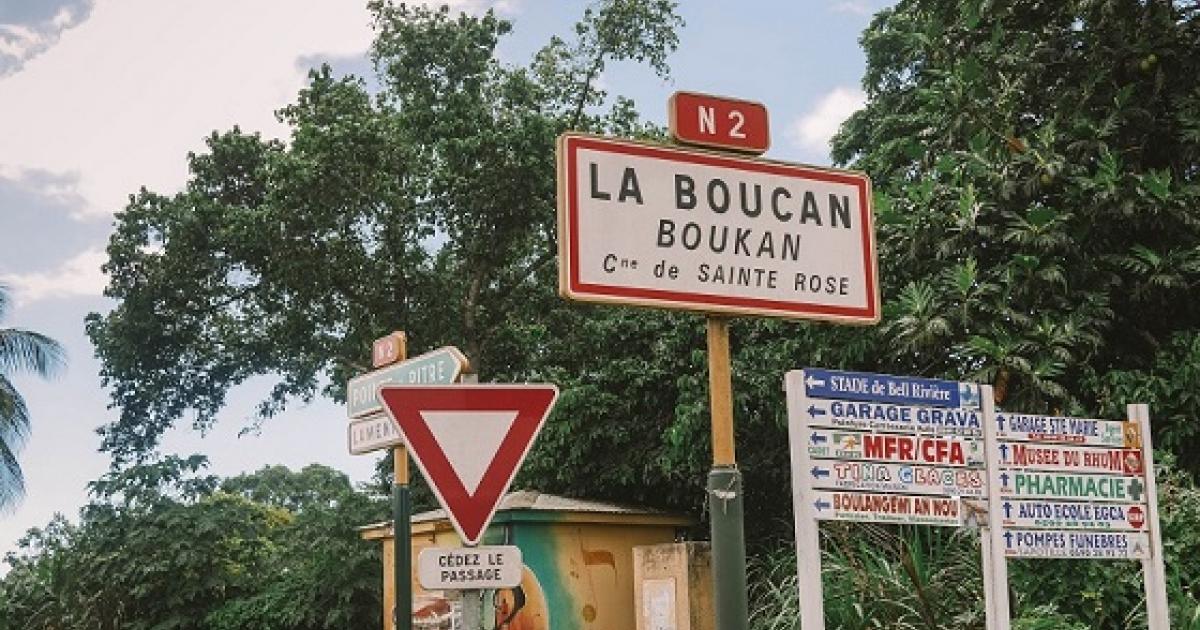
(1001, 529), (1151, 560)
(806, 429), (983, 468)
(995, 441), (1144, 476)
(810, 460), (987, 498)
(557, 134), (879, 323)
(810, 490), (963, 527)
(998, 499), (1147, 531)
(995, 412), (1132, 448)
(996, 470), (1147, 502)
(802, 399), (982, 437)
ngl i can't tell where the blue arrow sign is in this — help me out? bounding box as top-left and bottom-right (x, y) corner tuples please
(998, 443), (1009, 461)
(811, 466), (830, 479)
(807, 405), (827, 419)
(814, 498), (831, 511)
(810, 432), (828, 445)
(802, 368), (979, 409)
(1002, 502), (1012, 519)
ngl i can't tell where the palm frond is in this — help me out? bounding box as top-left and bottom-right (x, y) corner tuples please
(0, 329), (67, 378)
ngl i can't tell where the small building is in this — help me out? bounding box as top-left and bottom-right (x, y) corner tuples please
(360, 490), (693, 630)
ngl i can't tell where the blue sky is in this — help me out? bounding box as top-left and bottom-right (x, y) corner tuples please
(0, 0), (893, 556)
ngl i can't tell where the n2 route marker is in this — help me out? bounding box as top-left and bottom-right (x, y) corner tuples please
(377, 384), (558, 546)
(668, 91), (770, 154)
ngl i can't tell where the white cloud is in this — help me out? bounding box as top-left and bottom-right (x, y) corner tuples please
(0, 0), (412, 219)
(1, 247), (108, 305)
(830, 1), (874, 16)
(787, 86), (866, 157)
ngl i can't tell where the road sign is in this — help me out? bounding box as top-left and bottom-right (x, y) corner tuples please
(811, 461), (987, 498)
(802, 368), (981, 409)
(995, 442), (1143, 475)
(803, 398), (982, 436)
(556, 133), (878, 323)
(372, 331), (407, 368)
(668, 91), (769, 154)
(998, 499), (1147, 531)
(997, 470), (1146, 502)
(807, 429), (983, 467)
(417, 545), (523, 590)
(377, 384), (558, 546)
(1002, 529), (1150, 560)
(347, 346), (468, 418)
(810, 490), (963, 527)
(994, 412), (1128, 447)
(347, 413), (403, 454)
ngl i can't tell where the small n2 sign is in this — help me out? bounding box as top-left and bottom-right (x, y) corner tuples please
(669, 91), (769, 154)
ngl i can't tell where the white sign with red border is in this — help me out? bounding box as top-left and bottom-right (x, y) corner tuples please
(996, 441), (1144, 476)
(557, 133), (878, 323)
(377, 384), (558, 546)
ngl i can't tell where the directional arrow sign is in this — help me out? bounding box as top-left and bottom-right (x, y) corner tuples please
(994, 412), (1127, 447)
(1002, 529), (1150, 560)
(347, 413), (404, 455)
(809, 490), (963, 527)
(377, 384), (558, 546)
(804, 399), (981, 437)
(999, 499), (1147, 531)
(997, 470), (1147, 502)
(802, 368), (980, 409)
(807, 429), (983, 467)
(347, 346), (469, 418)
(811, 460), (987, 498)
(996, 442), (1144, 476)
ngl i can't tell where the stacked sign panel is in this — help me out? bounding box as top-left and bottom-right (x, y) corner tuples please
(988, 411), (1150, 560)
(791, 368), (986, 528)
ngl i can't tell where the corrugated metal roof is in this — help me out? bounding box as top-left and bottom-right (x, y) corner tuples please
(357, 489), (684, 531)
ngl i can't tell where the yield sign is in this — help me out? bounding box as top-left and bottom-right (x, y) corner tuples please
(378, 384), (559, 546)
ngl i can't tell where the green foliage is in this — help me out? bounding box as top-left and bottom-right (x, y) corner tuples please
(834, 0), (1200, 428)
(0, 458), (387, 630)
(748, 464), (1200, 629)
(86, 0), (683, 465)
(0, 284), (66, 510)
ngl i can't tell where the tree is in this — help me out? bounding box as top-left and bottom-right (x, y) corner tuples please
(832, 0), (1200, 452)
(0, 458), (388, 630)
(0, 284), (65, 510)
(86, 0), (683, 464)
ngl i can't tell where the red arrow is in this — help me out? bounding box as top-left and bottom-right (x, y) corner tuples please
(378, 384), (558, 545)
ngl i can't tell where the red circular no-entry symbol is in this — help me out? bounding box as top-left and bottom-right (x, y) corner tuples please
(1127, 505), (1146, 529)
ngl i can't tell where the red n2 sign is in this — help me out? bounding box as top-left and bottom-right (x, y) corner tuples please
(669, 91), (769, 154)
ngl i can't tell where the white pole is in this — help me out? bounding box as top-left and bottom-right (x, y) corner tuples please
(786, 370), (825, 630)
(1131, 403), (1171, 630)
(981, 525), (999, 630)
(981, 385), (1011, 630)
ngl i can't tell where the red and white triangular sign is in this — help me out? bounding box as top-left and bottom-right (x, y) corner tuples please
(377, 384), (558, 546)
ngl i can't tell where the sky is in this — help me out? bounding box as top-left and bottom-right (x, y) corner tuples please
(0, 0), (893, 558)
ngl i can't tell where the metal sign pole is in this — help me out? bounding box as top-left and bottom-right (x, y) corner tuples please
(706, 316), (749, 630)
(1131, 403), (1170, 630)
(393, 446), (413, 630)
(786, 370), (825, 630)
(981, 385), (1012, 630)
